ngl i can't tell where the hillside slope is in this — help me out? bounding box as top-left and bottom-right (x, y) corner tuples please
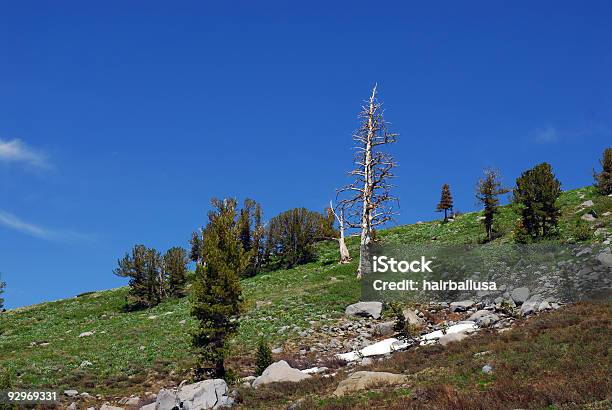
(0, 186), (610, 406)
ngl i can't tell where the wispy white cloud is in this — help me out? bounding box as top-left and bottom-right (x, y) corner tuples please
(0, 138), (50, 168)
(0, 210), (95, 242)
(533, 124), (559, 144)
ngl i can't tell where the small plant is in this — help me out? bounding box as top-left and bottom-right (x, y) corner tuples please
(574, 220), (593, 241)
(512, 220), (531, 244)
(255, 337), (273, 376)
(389, 302), (407, 335)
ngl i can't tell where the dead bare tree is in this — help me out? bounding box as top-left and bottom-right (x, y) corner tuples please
(329, 200), (351, 263)
(338, 85), (398, 278)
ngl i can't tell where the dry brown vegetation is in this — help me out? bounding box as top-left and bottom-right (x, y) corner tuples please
(236, 302), (611, 409)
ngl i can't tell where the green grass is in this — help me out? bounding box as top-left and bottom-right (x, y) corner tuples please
(0, 187), (609, 397)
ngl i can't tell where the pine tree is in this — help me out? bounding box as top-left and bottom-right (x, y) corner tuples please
(189, 231), (204, 266)
(238, 199), (256, 252)
(144, 247), (164, 305)
(250, 202), (265, 274)
(513, 162), (561, 239)
(114, 244), (151, 309)
(594, 147), (612, 195)
(163, 247), (188, 297)
(0, 275), (6, 311)
(266, 208), (329, 268)
(191, 198), (247, 379)
(255, 338), (273, 376)
(476, 169), (509, 241)
(436, 184), (454, 222)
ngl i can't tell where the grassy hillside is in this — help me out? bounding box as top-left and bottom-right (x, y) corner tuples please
(0, 186), (609, 399)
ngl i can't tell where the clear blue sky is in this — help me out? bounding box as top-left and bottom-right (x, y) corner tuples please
(1, 1), (610, 308)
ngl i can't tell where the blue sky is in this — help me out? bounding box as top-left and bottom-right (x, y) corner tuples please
(1, 1), (610, 308)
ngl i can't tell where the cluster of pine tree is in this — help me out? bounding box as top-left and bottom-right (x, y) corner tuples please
(191, 202), (336, 273)
(437, 162), (563, 243)
(265, 207), (336, 268)
(187, 199), (336, 379)
(114, 245), (188, 310)
(190, 198), (267, 278)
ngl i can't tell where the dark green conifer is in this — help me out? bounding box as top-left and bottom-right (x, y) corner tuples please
(191, 198), (247, 379)
(436, 184), (454, 222)
(476, 169), (509, 241)
(114, 244), (152, 309)
(189, 231), (204, 266)
(255, 338), (273, 376)
(594, 147), (612, 195)
(163, 247), (188, 297)
(0, 275), (5, 311)
(266, 208), (329, 267)
(513, 162), (561, 239)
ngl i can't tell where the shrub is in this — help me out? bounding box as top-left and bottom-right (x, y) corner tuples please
(389, 302), (406, 335)
(574, 220), (593, 241)
(255, 338), (273, 376)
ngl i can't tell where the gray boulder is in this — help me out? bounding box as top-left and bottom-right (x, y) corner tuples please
(402, 308), (425, 326)
(252, 360), (311, 388)
(581, 213), (596, 222)
(439, 332), (469, 346)
(511, 287), (530, 304)
(597, 248), (612, 268)
(374, 321), (395, 336)
(520, 300), (539, 316)
(468, 310), (500, 327)
(345, 302), (383, 319)
(149, 379), (229, 410)
(449, 300), (475, 312)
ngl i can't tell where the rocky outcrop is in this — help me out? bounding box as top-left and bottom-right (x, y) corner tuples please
(252, 360), (311, 388)
(333, 371), (409, 396)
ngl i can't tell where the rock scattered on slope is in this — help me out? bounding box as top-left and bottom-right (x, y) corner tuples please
(252, 360), (311, 388)
(439, 332), (469, 346)
(449, 300), (474, 312)
(402, 308), (425, 326)
(141, 379), (231, 410)
(510, 287), (530, 304)
(345, 302), (383, 319)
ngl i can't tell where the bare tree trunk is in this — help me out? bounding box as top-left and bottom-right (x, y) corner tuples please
(338, 85), (398, 279)
(330, 201), (351, 263)
(356, 90), (376, 278)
